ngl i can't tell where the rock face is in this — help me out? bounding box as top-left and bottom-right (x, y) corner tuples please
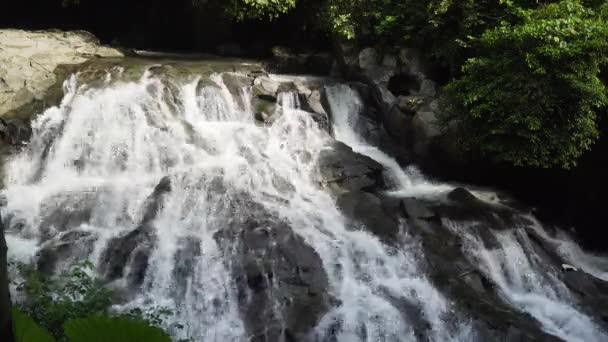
(343, 46), (446, 161)
(0, 30), (123, 119)
(214, 196), (331, 342)
(317, 141), (385, 193)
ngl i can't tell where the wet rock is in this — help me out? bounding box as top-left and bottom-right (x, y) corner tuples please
(36, 230), (96, 274)
(400, 198), (436, 221)
(277, 82), (297, 94)
(435, 188), (524, 229)
(318, 141), (385, 193)
(38, 192), (98, 241)
(99, 177), (172, 287)
(253, 97), (277, 124)
(406, 218), (560, 342)
(337, 191), (399, 244)
(253, 76), (280, 100)
(215, 199), (330, 342)
(0, 118), (32, 146)
(562, 270), (608, 325)
(305, 90), (327, 117)
(173, 237), (202, 303)
(221, 72), (252, 110)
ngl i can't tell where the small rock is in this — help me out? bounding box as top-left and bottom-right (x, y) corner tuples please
(359, 47), (379, 70)
(253, 76), (280, 98)
(306, 90), (327, 116)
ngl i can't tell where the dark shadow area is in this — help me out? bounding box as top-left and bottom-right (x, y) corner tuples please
(0, 0), (330, 56)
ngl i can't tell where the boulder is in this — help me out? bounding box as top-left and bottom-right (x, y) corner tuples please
(36, 230), (96, 275)
(336, 191), (400, 244)
(214, 197), (330, 341)
(306, 90), (327, 117)
(318, 141), (385, 193)
(400, 198), (436, 221)
(99, 177), (172, 288)
(252, 76), (280, 100)
(252, 97), (277, 124)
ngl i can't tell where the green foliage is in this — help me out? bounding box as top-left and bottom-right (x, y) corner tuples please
(14, 261), (181, 341)
(13, 308), (55, 342)
(17, 261), (112, 338)
(12, 309), (173, 342)
(222, 0), (297, 20)
(443, 0), (608, 168)
(64, 316), (172, 342)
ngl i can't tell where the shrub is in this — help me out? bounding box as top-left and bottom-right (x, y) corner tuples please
(442, 0), (608, 168)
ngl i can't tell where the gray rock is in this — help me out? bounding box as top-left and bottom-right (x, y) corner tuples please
(36, 230), (96, 275)
(221, 72), (252, 110)
(359, 47), (379, 70)
(252, 76), (280, 99)
(306, 90), (327, 116)
(214, 197), (330, 341)
(401, 198), (436, 220)
(337, 191), (400, 244)
(99, 177), (172, 288)
(318, 141), (385, 193)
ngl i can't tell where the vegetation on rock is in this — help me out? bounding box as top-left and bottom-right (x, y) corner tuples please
(14, 262), (176, 341)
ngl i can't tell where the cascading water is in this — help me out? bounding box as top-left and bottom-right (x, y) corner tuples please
(1, 63), (607, 342)
(323, 84), (452, 198)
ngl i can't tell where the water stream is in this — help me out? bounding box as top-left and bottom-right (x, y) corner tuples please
(2, 66), (607, 341)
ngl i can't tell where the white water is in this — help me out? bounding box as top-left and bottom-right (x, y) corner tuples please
(324, 84), (452, 198)
(2, 71), (469, 341)
(445, 220), (608, 342)
(2, 69), (607, 342)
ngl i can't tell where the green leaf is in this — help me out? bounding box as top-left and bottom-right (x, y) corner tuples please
(64, 316), (172, 342)
(13, 309), (56, 342)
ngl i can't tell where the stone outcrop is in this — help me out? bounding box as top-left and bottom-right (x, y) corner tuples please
(341, 46), (446, 161)
(0, 29), (123, 119)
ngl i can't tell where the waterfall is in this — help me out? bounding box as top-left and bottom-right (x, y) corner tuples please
(2, 66), (607, 342)
(324, 84), (452, 198)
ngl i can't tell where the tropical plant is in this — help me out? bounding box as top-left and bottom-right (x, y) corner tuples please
(17, 261), (112, 338)
(442, 0), (608, 168)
